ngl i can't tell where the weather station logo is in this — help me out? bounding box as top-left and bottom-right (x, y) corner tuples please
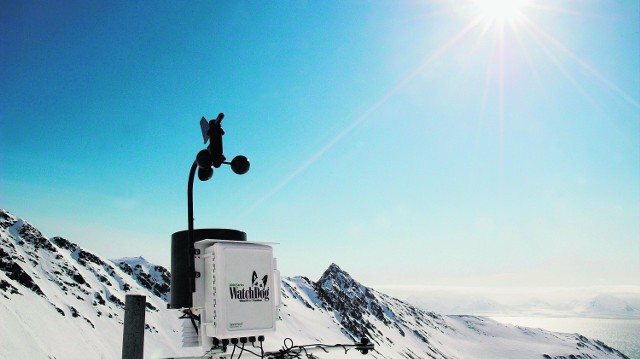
(228, 271), (270, 303)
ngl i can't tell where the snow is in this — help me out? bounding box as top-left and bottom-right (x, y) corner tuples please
(0, 209), (190, 358)
(0, 208), (632, 359)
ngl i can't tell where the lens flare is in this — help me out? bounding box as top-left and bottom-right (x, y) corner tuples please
(475, 0), (525, 21)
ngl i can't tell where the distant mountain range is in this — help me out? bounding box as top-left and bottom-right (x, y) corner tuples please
(405, 290), (640, 319)
(0, 208), (630, 358)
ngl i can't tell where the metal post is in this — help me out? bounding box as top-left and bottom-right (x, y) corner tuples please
(187, 160), (197, 294)
(122, 295), (146, 359)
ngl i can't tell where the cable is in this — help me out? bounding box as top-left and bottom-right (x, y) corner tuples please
(238, 343), (245, 358)
(179, 309), (200, 335)
(205, 337), (372, 359)
(234, 346), (262, 358)
(284, 338), (294, 351)
(261, 337), (375, 359)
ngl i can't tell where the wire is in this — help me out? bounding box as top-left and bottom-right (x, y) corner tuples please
(206, 337), (371, 359)
(238, 343), (245, 358)
(284, 338), (294, 351)
(267, 340), (362, 358)
(228, 345), (262, 358)
(179, 309), (200, 335)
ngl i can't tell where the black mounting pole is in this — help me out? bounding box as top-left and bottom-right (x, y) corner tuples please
(176, 112), (250, 303)
(186, 161), (198, 295)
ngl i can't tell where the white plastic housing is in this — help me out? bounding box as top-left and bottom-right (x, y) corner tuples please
(192, 240), (280, 340)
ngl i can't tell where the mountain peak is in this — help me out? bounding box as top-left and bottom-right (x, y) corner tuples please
(0, 209), (18, 230)
(112, 257), (170, 301)
(319, 263), (350, 282)
(318, 263), (363, 295)
(326, 262), (344, 274)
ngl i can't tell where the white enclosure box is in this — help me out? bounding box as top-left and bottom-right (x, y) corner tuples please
(196, 241), (279, 339)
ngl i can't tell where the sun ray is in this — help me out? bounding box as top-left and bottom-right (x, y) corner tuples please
(498, 18), (506, 171)
(522, 17), (632, 134)
(236, 17), (485, 217)
(478, 32), (499, 126)
(236, 1), (638, 219)
(525, 3), (603, 18)
(510, 17), (549, 101)
(407, 3), (476, 21)
(522, 16), (640, 110)
(475, 0), (526, 23)
(519, 18), (611, 117)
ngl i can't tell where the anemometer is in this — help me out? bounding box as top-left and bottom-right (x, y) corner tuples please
(168, 113), (374, 359)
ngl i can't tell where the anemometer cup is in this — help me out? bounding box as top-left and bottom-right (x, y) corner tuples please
(230, 155), (250, 175)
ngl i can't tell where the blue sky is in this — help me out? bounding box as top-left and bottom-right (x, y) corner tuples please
(1, 1), (638, 292)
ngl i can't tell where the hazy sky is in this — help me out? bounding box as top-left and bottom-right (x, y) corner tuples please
(1, 1), (638, 293)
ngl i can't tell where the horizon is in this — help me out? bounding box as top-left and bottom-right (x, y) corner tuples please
(2, 204), (640, 330)
(4, 205), (640, 317)
(2, 1), (638, 296)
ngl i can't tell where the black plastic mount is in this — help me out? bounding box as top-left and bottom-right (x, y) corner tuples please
(170, 228), (246, 309)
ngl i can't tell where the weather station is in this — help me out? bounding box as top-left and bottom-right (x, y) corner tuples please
(167, 113), (374, 359)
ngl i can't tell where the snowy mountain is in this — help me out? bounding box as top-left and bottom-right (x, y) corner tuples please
(575, 294), (639, 318)
(0, 208), (631, 358)
(278, 265), (630, 359)
(406, 290), (640, 319)
(0, 208), (189, 358)
(112, 256), (171, 302)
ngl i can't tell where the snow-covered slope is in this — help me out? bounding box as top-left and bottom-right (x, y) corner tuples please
(275, 264), (629, 359)
(0, 208), (187, 358)
(112, 256), (171, 302)
(0, 209), (631, 358)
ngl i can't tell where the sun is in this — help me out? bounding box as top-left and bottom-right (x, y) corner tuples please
(474, 0), (525, 22)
